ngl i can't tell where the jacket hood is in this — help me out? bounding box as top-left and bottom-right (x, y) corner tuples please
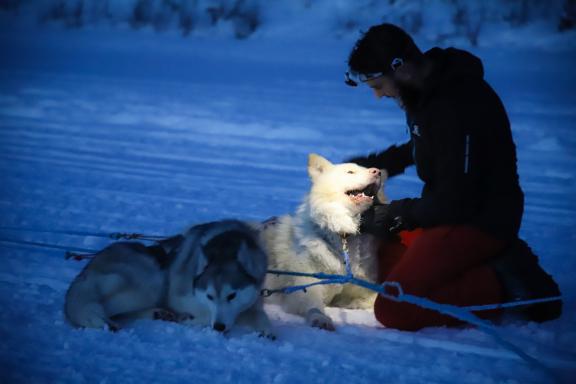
(422, 47), (484, 98)
(428, 47), (484, 80)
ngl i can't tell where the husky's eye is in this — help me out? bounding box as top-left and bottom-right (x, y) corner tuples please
(347, 170), (355, 174)
(206, 294), (214, 301)
(227, 293), (236, 302)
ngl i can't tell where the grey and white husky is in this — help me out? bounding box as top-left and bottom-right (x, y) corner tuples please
(65, 220), (271, 336)
(260, 154), (386, 331)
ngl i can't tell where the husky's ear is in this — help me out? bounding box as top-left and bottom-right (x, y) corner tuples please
(158, 235), (185, 256)
(308, 153), (334, 181)
(238, 241), (268, 282)
(167, 225), (210, 296)
(189, 247), (208, 279)
(375, 190), (387, 204)
(176, 232), (208, 279)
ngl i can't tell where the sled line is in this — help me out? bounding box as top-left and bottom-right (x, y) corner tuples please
(0, 226), (167, 241)
(0, 237), (99, 254)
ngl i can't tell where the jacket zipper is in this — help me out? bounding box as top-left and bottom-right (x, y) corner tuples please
(464, 134), (471, 174)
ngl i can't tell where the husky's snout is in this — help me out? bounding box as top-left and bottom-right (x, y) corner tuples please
(213, 322), (226, 332)
(177, 222), (270, 335)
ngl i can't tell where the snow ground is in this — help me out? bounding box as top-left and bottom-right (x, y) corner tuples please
(0, 17), (575, 384)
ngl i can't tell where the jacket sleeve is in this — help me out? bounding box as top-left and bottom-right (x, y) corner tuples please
(347, 142), (414, 177)
(394, 103), (481, 229)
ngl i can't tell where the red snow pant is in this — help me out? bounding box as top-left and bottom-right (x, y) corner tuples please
(374, 226), (505, 331)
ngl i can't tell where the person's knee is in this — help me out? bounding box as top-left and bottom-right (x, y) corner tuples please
(374, 295), (423, 331)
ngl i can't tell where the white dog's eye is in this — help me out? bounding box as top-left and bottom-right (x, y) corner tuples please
(347, 170), (355, 174)
(227, 293), (236, 302)
(207, 294), (214, 301)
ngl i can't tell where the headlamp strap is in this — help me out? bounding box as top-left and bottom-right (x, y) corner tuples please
(391, 57), (404, 71)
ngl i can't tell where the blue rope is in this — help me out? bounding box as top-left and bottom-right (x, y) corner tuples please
(464, 296), (563, 311)
(266, 249), (565, 383)
(266, 269), (563, 312)
(354, 278), (560, 379)
(267, 269), (343, 280)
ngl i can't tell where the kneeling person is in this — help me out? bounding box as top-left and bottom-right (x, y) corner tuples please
(345, 23), (562, 330)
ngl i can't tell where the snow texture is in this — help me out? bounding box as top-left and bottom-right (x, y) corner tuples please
(0, 4), (576, 384)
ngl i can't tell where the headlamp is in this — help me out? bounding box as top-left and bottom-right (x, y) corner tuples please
(345, 57), (404, 87)
(344, 71), (385, 87)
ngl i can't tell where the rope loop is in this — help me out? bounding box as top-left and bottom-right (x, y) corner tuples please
(381, 281), (404, 300)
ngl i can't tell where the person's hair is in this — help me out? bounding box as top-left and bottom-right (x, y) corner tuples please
(348, 23), (423, 74)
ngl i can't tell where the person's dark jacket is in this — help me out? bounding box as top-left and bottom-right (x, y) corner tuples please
(351, 47), (524, 241)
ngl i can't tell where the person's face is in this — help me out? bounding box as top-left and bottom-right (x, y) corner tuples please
(364, 75), (399, 99)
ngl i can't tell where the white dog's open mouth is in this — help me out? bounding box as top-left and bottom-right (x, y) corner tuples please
(345, 183), (379, 204)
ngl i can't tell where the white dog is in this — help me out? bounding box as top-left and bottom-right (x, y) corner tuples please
(260, 154), (385, 330)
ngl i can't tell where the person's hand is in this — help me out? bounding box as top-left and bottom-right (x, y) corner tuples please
(344, 154), (383, 171)
(345, 154), (370, 167)
(360, 203), (404, 235)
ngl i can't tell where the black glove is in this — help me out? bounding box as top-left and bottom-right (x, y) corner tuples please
(345, 154), (374, 168)
(344, 152), (387, 171)
(361, 199), (413, 235)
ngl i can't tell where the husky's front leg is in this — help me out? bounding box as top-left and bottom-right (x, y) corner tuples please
(236, 298), (275, 339)
(150, 308), (196, 323)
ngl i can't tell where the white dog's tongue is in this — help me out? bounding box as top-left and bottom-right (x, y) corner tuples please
(346, 183), (377, 204)
(349, 192), (373, 204)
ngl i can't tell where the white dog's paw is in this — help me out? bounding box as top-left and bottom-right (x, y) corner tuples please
(306, 308), (335, 331)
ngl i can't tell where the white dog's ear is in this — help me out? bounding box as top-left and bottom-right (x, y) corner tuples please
(380, 168), (389, 182)
(238, 242), (268, 282)
(308, 153), (334, 181)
